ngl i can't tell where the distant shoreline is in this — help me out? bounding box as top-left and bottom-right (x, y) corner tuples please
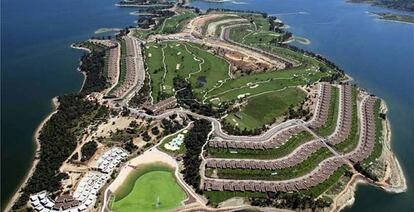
(368, 12), (414, 25)
(346, 0), (414, 13)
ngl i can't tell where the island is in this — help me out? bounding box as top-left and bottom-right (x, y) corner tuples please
(6, 1), (407, 212)
(348, 0), (414, 12)
(370, 12), (414, 24)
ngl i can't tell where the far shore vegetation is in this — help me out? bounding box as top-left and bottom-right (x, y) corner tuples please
(371, 12), (414, 24)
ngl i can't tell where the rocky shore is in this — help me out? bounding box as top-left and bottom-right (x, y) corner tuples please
(328, 100), (407, 212)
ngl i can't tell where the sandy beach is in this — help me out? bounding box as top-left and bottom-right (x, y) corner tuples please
(4, 97), (60, 212)
(70, 43), (92, 53)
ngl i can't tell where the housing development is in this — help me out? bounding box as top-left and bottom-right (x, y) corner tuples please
(7, 1), (406, 212)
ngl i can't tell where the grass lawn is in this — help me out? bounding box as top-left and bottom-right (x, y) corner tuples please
(300, 165), (349, 197)
(204, 191), (267, 207)
(158, 127), (189, 155)
(238, 13), (270, 30)
(133, 9), (195, 39)
(111, 164), (186, 212)
(160, 11), (196, 34)
(211, 148), (333, 181)
(315, 86), (339, 137)
(145, 41), (229, 102)
(227, 22), (338, 74)
(223, 87), (306, 130)
(334, 87), (359, 153)
(144, 43), (165, 101)
(162, 42), (200, 94)
(363, 99), (383, 165)
(184, 43), (230, 98)
(108, 39), (127, 95)
(204, 165), (348, 205)
(208, 131), (314, 159)
(205, 66), (326, 104)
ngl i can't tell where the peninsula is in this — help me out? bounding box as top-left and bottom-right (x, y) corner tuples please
(7, 1), (406, 212)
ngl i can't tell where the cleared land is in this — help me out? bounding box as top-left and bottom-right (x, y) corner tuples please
(223, 87), (306, 130)
(111, 164), (186, 212)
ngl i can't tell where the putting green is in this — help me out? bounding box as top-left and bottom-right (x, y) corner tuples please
(111, 166), (186, 212)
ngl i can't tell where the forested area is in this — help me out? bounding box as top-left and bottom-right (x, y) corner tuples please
(80, 141), (98, 162)
(182, 119), (212, 193)
(173, 76), (218, 117)
(76, 42), (112, 93)
(250, 192), (331, 210)
(13, 94), (110, 209)
(129, 73), (151, 108)
(350, 0), (413, 11)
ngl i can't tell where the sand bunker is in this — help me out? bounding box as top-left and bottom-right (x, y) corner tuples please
(237, 93), (250, 99)
(249, 84), (259, 88)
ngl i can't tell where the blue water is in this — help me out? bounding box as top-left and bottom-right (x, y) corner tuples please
(1, 0), (413, 210)
(1, 0), (137, 207)
(191, 0), (413, 211)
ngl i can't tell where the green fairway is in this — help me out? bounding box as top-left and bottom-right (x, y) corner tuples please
(223, 87), (306, 130)
(205, 66), (326, 104)
(133, 9), (195, 39)
(144, 41), (229, 102)
(144, 43), (165, 101)
(111, 164), (186, 212)
(160, 11), (196, 34)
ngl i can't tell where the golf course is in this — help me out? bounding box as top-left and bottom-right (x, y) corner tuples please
(110, 164), (186, 212)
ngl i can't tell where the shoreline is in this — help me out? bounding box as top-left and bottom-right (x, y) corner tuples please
(375, 100), (407, 193)
(329, 100), (407, 212)
(4, 97), (60, 212)
(366, 11), (414, 25)
(70, 43), (91, 92)
(5, 43), (86, 211)
(330, 175), (367, 212)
